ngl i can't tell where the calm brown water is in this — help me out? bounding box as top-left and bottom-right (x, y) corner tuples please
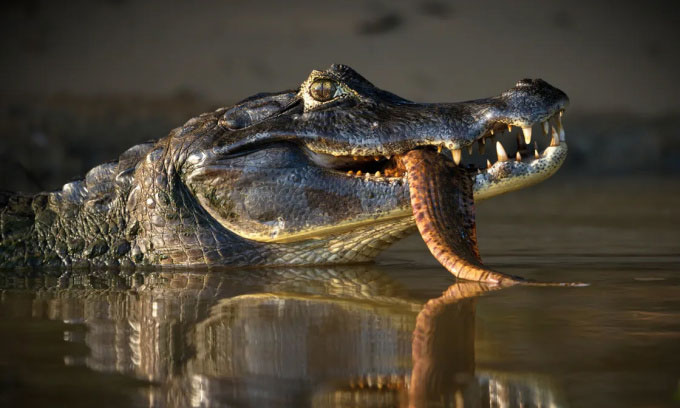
(1, 178), (679, 407)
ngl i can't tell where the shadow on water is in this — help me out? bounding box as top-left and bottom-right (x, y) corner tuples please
(0, 266), (561, 407)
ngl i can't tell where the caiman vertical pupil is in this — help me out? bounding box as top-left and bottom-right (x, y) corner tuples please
(309, 79), (337, 102)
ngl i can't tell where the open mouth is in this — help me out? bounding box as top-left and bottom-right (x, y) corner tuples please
(304, 110), (566, 181)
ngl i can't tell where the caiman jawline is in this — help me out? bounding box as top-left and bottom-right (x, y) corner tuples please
(305, 109), (568, 200)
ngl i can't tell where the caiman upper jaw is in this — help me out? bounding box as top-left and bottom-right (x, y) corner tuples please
(214, 73), (569, 162)
(301, 77), (569, 158)
(301, 75), (569, 181)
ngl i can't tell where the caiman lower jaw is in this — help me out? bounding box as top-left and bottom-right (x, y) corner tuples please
(474, 142), (567, 201)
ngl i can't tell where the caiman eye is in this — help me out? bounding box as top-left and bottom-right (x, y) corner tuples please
(309, 79), (338, 102)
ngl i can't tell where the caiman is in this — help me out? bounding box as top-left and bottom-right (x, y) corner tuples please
(0, 65), (569, 284)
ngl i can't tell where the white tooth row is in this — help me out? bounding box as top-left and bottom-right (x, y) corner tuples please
(446, 111), (566, 167)
(346, 170), (387, 177)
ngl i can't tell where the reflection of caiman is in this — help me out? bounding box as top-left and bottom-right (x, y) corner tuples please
(0, 65), (568, 283)
(0, 266), (563, 407)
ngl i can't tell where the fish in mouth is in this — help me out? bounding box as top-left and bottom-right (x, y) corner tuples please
(0, 64), (573, 284)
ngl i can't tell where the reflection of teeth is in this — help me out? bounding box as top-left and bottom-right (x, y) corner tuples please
(367, 374), (375, 387)
(452, 148), (462, 165)
(542, 121), (549, 135)
(496, 141), (508, 161)
(522, 126), (532, 144)
(377, 375), (385, 389)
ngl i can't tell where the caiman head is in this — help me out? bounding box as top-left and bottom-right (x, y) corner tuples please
(152, 64), (568, 284)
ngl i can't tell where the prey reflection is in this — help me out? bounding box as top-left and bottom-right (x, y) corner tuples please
(0, 266), (563, 407)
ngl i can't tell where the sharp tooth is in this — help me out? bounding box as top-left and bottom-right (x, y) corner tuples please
(534, 141), (539, 159)
(516, 151), (522, 161)
(467, 144), (473, 155)
(522, 126), (532, 144)
(385, 155), (391, 160)
(556, 115), (565, 141)
(507, 124), (513, 132)
(542, 121), (549, 135)
(347, 170), (354, 175)
(437, 145), (442, 153)
(478, 139), (486, 154)
(353, 156), (359, 160)
(487, 159), (492, 168)
(490, 129), (494, 136)
(496, 141), (508, 161)
(452, 149), (462, 165)
(550, 126), (560, 146)
(356, 170), (362, 176)
(374, 156), (380, 161)
(375, 171), (381, 177)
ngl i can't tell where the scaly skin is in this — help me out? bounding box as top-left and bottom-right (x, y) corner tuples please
(0, 65), (570, 282)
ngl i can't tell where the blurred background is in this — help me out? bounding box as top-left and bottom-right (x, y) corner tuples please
(1, 0), (679, 192)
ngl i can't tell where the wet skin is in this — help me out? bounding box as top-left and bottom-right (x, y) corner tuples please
(0, 65), (569, 283)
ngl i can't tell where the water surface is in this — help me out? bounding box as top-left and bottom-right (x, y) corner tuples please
(1, 178), (679, 407)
